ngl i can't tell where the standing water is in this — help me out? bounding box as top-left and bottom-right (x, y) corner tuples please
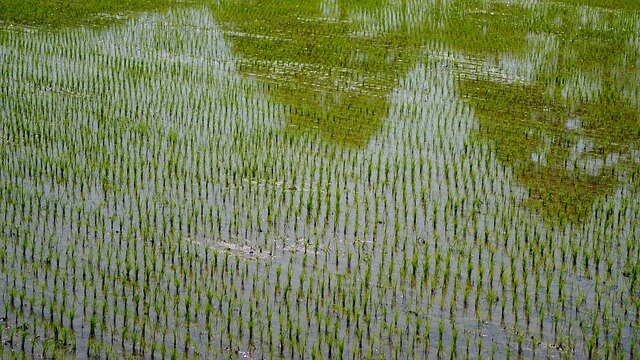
(1, 0), (639, 358)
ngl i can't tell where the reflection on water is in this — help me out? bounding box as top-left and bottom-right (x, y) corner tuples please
(1, 0), (639, 358)
(213, 0), (441, 146)
(216, 0), (639, 221)
(448, 1), (640, 222)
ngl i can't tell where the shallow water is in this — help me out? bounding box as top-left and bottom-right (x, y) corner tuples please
(1, 0), (639, 358)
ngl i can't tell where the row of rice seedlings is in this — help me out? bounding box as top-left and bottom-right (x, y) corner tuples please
(1, 0), (639, 358)
(452, 0), (640, 224)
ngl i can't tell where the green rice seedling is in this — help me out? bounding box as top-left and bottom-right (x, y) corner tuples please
(1, 0), (639, 358)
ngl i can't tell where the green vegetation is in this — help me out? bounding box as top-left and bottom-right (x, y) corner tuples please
(214, 0), (425, 146)
(0, 0), (200, 26)
(449, 0), (640, 221)
(1, 0), (639, 358)
(555, 0), (640, 10)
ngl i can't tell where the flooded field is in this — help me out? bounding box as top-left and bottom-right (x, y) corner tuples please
(1, 0), (639, 358)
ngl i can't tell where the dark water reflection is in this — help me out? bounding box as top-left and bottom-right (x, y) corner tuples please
(213, 0), (429, 146)
(215, 0), (640, 221)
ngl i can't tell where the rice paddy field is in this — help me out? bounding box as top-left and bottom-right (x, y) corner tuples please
(1, 0), (639, 358)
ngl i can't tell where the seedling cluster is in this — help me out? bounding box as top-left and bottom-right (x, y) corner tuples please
(1, 0), (639, 358)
